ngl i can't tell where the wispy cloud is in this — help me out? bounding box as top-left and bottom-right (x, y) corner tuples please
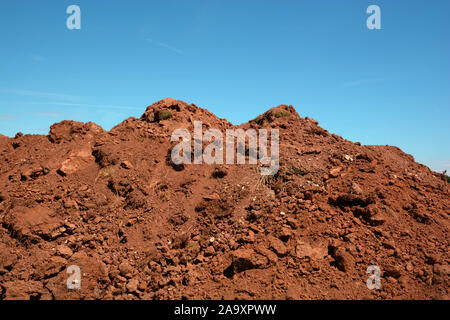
(0, 113), (15, 120)
(0, 88), (142, 112)
(424, 160), (450, 173)
(40, 102), (141, 110)
(33, 111), (61, 117)
(30, 54), (45, 62)
(340, 78), (385, 88)
(0, 89), (84, 102)
(146, 38), (183, 55)
(1, 101), (141, 111)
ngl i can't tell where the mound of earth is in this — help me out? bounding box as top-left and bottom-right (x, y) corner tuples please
(0, 98), (448, 300)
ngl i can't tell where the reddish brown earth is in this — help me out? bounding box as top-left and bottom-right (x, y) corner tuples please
(0, 98), (448, 300)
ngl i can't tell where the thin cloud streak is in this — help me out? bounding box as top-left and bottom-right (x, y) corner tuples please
(33, 111), (62, 117)
(1, 101), (142, 111)
(0, 113), (16, 120)
(1, 89), (84, 101)
(30, 54), (45, 62)
(41, 102), (142, 110)
(146, 38), (183, 55)
(340, 78), (385, 88)
(424, 159), (450, 173)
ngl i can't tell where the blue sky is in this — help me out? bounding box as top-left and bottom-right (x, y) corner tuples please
(0, 0), (449, 172)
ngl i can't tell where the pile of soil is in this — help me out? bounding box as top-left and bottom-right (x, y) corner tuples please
(0, 98), (448, 300)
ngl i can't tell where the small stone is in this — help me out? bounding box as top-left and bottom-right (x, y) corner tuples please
(121, 161), (133, 169)
(56, 244), (73, 258)
(329, 167), (342, 178)
(387, 276), (397, 284)
(204, 246), (215, 257)
(382, 240), (396, 250)
(194, 254), (204, 264)
(384, 265), (402, 278)
(65, 222), (77, 232)
(241, 230), (255, 243)
(35, 256), (66, 279)
(149, 261), (162, 273)
(344, 154), (353, 162)
(280, 211), (286, 216)
(256, 247), (278, 264)
(231, 249), (268, 273)
(351, 182), (363, 195)
(333, 248), (355, 272)
(279, 227), (292, 241)
(119, 261), (134, 278)
(406, 262), (413, 272)
(398, 276), (409, 288)
(138, 281), (148, 291)
(269, 236), (288, 257)
(57, 149), (95, 176)
(286, 217), (297, 229)
(0, 249), (17, 270)
(368, 213), (386, 226)
(296, 241), (328, 260)
(295, 241), (314, 259)
(63, 199), (78, 210)
(126, 278), (139, 293)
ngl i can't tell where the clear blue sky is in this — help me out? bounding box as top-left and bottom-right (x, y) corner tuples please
(0, 0), (449, 172)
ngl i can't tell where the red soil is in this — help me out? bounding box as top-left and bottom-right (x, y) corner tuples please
(0, 98), (448, 300)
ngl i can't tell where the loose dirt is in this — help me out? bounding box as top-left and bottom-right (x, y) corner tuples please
(0, 98), (448, 300)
